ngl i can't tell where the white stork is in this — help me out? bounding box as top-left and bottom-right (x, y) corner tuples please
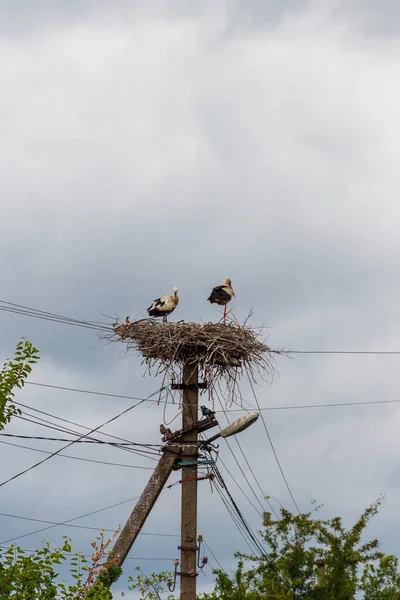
(207, 278), (235, 323)
(147, 287), (179, 323)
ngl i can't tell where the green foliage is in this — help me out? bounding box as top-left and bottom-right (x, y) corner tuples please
(0, 538), (81, 599)
(0, 342), (123, 599)
(0, 338), (40, 429)
(127, 567), (177, 599)
(113, 499), (400, 600)
(360, 555), (400, 600)
(200, 497), (400, 600)
(0, 538), (122, 599)
(198, 560), (260, 600)
(84, 563), (122, 599)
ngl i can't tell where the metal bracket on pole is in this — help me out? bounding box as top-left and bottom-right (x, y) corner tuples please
(160, 415), (219, 443)
(167, 559), (179, 593)
(171, 382), (208, 390)
(197, 535), (208, 570)
(178, 459), (214, 466)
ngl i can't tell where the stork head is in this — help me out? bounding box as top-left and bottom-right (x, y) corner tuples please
(224, 278), (235, 296)
(173, 287), (179, 295)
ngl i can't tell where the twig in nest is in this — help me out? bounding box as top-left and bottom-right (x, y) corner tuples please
(101, 315), (283, 409)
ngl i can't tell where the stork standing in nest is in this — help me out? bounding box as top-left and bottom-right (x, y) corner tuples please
(207, 278), (235, 324)
(147, 287), (179, 323)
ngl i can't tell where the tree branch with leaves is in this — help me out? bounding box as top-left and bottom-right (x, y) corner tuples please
(0, 337), (40, 429)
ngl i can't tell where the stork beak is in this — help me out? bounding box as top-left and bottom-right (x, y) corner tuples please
(232, 289), (235, 297)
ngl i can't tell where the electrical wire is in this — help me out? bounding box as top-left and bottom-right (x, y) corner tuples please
(0, 439), (155, 470)
(0, 545), (175, 561)
(0, 493), (142, 544)
(215, 390), (279, 519)
(14, 412), (163, 452)
(215, 469), (266, 557)
(23, 380), (400, 412)
(216, 436), (264, 517)
(214, 398), (400, 412)
(211, 465), (266, 558)
(247, 376), (300, 514)
(4, 298), (400, 355)
(217, 457), (263, 517)
(0, 300), (110, 332)
(0, 433), (161, 450)
(1, 385), (171, 488)
(0, 391), (159, 489)
(12, 403), (162, 461)
(211, 477), (259, 556)
(14, 400), (161, 449)
(25, 381), (155, 403)
(212, 466), (288, 587)
(203, 540), (226, 573)
(289, 350), (400, 355)
(195, 440), (258, 554)
(197, 431), (264, 518)
(0, 511), (179, 538)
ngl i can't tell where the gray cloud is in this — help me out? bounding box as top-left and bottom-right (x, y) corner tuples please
(333, 0), (400, 36)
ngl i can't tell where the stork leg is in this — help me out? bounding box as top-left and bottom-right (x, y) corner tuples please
(223, 304), (227, 324)
(163, 315), (167, 324)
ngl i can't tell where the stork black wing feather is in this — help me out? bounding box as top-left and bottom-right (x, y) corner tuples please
(147, 298), (167, 317)
(208, 286), (231, 303)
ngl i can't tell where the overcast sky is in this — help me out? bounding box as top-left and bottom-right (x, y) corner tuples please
(1, 0), (400, 597)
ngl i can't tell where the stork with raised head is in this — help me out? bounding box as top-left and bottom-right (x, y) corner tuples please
(207, 278), (235, 323)
(147, 287), (179, 323)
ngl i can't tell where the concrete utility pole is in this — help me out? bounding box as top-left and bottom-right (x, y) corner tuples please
(108, 447), (178, 567)
(179, 360), (199, 600)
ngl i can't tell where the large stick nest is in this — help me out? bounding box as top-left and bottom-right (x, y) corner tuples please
(106, 318), (282, 402)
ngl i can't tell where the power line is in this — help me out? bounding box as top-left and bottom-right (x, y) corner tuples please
(25, 381), (154, 403)
(0, 300), (110, 332)
(0, 438), (155, 470)
(0, 432), (161, 450)
(211, 477), (259, 556)
(198, 430), (264, 518)
(12, 400), (167, 461)
(14, 400), (158, 448)
(221, 398), (400, 412)
(214, 437), (264, 516)
(215, 391), (279, 519)
(217, 457), (263, 518)
(0, 393), (154, 490)
(14, 414), (154, 450)
(4, 297), (400, 356)
(247, 376), (301, 514)
(203, 540), (226, 573)
(212, 466), (266, 558)
(13, 412), (163, 449)
(0, 493), (141, 544)
(24, 380), (400, 412)
(289, 350), (400, 355)
(0, 511), (179, 538)
(0, 545), (175, 561)
(12, 417), (161, 461)
(212, 466), (287, 584)
(211, 468), (261, 556)
(13, 400), (163, 461)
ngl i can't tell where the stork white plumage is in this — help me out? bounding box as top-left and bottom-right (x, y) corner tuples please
(147, 287), (179, 323)
(207, 278), (235, 323)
